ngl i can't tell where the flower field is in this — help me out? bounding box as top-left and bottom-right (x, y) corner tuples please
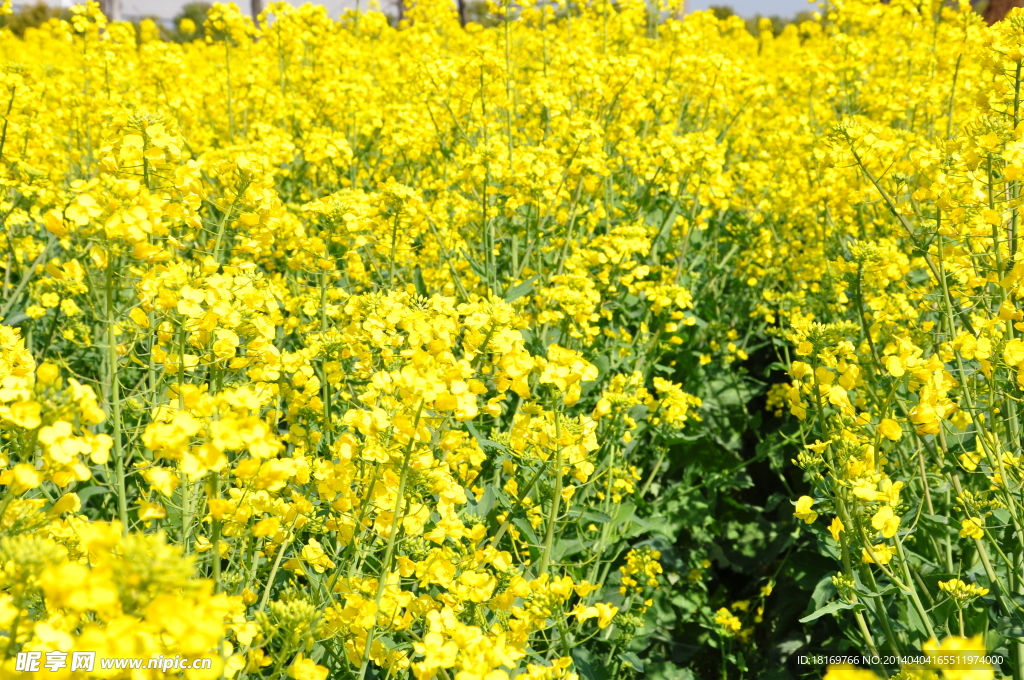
(3, 0), (1024, 677)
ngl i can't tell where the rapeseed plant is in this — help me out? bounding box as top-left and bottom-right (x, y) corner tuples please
(4, 0), (1024, 677)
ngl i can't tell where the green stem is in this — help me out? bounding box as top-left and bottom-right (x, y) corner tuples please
(538, 411), (563, 574)
(210, 472), (222, 593)
(257, 521), (297, 614)
(179, 325), (191, 552)
(106, 262), (128, 533)
(356, 401), (424, 680)
(0, 86), (16, 164)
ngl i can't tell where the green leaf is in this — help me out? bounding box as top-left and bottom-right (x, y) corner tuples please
(413, 266), (427, 297)
(504, 276), (538, 303)
(553, 539), (586, 560)
(799, 599), (864, 623)
(614, 501), (637, 524)
(473, 484), (496, 515)
(77, 486), (112, 503)
(991, 508), (1012, 526)
(580, 509), (612, 524)
(465, 421), (503, 451)
(808, 574), (837, 612)
(904, 596), (931, 641)
(572, 649), (609, 680)
(858, 584), (901, 599)
(512, 516), (541, 550)
(618, 652), (644, 673)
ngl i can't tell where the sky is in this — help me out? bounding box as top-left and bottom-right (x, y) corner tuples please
(683, 0), (819, 15)
(48, 0), (359, 17)
(46, 0), (822, 20)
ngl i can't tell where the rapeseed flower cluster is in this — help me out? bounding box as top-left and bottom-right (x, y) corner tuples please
(3, 0), (1024, 677)
(0, 1), (702, 674)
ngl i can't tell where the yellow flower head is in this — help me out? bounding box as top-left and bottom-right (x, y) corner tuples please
(794, 496), (818, 524)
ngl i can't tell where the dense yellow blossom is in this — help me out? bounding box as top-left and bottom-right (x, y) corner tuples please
(2, 0), (1024, 676)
